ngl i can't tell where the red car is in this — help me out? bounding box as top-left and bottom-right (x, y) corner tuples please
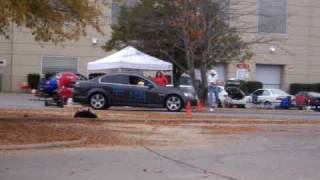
(45, 72), (82, 107)
(295, 91), (320, 110)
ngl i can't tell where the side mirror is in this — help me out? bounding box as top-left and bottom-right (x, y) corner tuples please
(147, 84), (154, 89)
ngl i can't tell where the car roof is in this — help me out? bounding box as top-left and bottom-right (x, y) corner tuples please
(99, 73), (155, 83)
(101, 73), (147, 78)
(256, 88), (284, 91)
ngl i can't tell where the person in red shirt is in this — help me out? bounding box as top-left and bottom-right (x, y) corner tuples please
(153, 71), (168, 87)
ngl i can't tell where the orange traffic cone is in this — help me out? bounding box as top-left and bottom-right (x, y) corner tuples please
(186, 97), (193, 117)
(197, 99), (203, 112)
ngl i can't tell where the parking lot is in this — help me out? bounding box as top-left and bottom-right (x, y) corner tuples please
(1, 110), (320, 180)
(0, 93), (44, 109)
(1, 92), (320, 180)
(0, 92), (319, 120)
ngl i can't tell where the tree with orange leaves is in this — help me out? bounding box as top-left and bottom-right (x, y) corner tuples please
(0, 0), (102, 43)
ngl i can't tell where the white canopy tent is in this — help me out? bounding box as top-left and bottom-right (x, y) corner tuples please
(87, 46), (173, 72)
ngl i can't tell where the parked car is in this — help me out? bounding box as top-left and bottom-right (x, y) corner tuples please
(167, 75), (228, 107)
(166, 84), (198, 100)
(224, 87), (248, 108)
(73, 73), (197, 112)
(89, 73), (106, 80)
(37, 72), (87, 97)
(295, 91), (320, 110)
(215, 86), (228, 107)
(247, 88), (294, 108)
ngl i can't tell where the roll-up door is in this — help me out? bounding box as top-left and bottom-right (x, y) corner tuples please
(215, 64), (226, 82)
(42, 56), (78, 74)
(256, 64), (282, 89)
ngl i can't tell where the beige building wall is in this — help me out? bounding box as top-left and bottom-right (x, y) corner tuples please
(0, 32), (13, 92)
(226, 0), (320, 91)
(0, 1), (114, 92)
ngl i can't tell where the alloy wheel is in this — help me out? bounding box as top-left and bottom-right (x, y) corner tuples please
(90, 93), (106, 109)
(166, 96), (182, 112)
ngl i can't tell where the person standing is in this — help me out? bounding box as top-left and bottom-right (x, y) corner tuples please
(153, 71), (168, 87)
(207, 69), (218, 112)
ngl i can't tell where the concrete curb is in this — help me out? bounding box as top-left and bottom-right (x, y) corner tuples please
(0, 138), (86, 150)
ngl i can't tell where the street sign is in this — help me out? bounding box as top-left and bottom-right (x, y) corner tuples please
(236, 63), (250, 80)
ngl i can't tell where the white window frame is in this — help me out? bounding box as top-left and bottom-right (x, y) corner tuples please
(40, 56), (79, 75)
(257, 0), (288, 35)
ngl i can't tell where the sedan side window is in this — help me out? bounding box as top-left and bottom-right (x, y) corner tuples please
(101, 75), (121, 84)
(253, 90), (263, 96)
(129, 76), (151, 87)
(262, 90), (271, 96)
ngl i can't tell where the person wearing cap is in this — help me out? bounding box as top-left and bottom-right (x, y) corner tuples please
(207, 69), (218, 112)
(137, 80), (145, 86)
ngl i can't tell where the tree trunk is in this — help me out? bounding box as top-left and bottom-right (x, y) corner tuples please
(185, 49), (200, 100)
(173, 65), (182, 88)
(199, 61), (208, 105)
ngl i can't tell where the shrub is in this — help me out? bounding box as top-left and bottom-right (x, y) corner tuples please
(244, 81), (263, 95)
(289, 83), (320, 95)
(27, 73), (40, 89)
(312, 83), (320, 92)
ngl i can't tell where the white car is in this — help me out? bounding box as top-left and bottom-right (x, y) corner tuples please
(214, 86), (228, 107)
(224, 87), (249, 108)
(247, 88), (294, 108)
(166, 84), (228, 107)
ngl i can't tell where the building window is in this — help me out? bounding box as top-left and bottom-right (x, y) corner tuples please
(258, 0), (287, 34)
(42, 56), (78, 74)
(218, 0), (231, 24)
(111, 1), (121, 25)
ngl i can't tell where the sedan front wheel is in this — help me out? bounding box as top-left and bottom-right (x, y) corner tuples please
(166, 95), (183, 112)
(90, 93), (107, 110)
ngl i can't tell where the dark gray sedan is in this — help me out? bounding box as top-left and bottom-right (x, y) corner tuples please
(73, 73), (197, 112)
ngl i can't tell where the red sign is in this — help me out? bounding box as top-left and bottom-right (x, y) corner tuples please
(236, 63), (250, 70)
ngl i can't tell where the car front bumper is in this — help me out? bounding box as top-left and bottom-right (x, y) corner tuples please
(72, 95), (88, 104)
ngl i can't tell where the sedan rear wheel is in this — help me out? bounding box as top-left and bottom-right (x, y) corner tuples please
(90, 93), (107, 110)
(166, 95), (183, 112)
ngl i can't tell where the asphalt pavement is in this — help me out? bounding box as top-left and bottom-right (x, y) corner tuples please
(1, 93), (320, 179)
(0, 92), (319, 120)
(192, 110), (320, 120)
(0, 93), (44, 109)
(1, 125), (320, 180)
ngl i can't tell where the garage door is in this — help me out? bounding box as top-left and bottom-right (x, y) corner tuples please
(42, 56), (78, 74)
(215, 64), (226, 82)
(256, 64), (282, 89)
(195, 64), (226, 82)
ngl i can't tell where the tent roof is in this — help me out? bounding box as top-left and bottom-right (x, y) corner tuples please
(88, 46), (172, 71)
